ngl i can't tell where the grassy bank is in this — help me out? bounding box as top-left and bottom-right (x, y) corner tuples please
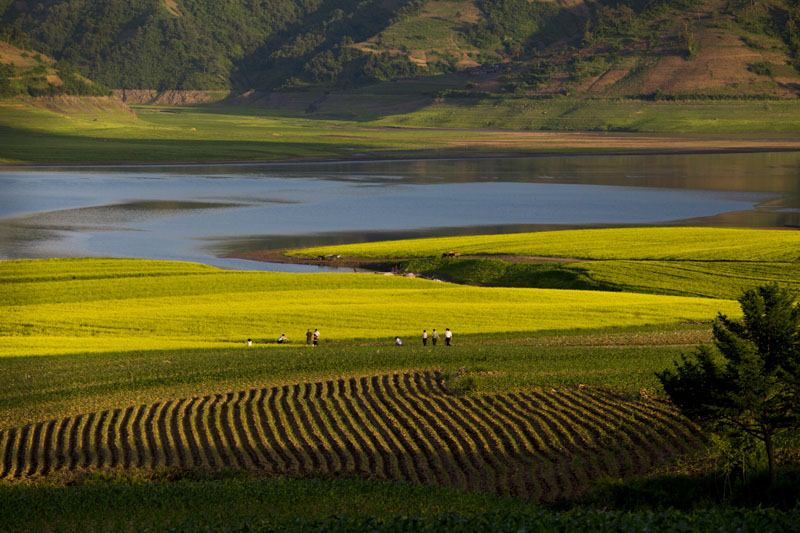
(1, 97), (799, 165)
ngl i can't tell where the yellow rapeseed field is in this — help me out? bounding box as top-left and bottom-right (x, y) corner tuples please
(293, 227), (800, 262)
(0, 258), (740, 357)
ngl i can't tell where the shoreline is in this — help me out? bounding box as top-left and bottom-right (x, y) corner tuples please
(227, 249), (595, 271)
(3, 144), (800, 169)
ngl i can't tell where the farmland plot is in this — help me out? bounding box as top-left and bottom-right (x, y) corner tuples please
(0, 372), (701, 503)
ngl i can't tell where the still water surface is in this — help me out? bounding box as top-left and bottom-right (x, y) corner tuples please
(1, 152), (798, 271)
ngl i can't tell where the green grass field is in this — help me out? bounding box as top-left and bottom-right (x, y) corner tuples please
(2, 96), (800, 165)
(388, 257), (800, 299)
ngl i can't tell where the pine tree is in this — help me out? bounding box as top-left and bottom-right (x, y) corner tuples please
(657, 284), (800, 482)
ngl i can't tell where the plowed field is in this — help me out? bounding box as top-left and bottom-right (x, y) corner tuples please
(0, 371), (700, 503)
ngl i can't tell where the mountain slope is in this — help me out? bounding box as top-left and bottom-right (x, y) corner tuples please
(1, 0), (798, 98)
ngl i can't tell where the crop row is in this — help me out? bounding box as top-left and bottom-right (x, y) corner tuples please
(0, 372), (701, 502)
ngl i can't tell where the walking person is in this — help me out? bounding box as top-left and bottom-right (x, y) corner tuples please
(431, 329), (439, 346)
(313, 328), (320, 346)
(306, 329), (313, 346)
(422, 329), (428, 346)
(395, 336), (403, 346)
(445, 327), (452, 346)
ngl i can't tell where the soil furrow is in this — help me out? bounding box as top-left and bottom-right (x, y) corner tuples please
(106, 410), (120, 469)
(169, 399), (188, 468)
(181, 398), (202, 467)
(25, 422), (44, 476)
(564, 391), (646, 476)
(339, 378), (394, 479)
(369, 375), (436, 486)
(156, 401), (174, 468)
(505, 393), (575, 501)
(476, 395), (553, 501)
(514, 392), (587, 499)
(487, 395), (554, 502)
(193, 396), (217, 469)
(313, 382), (358, 474)
(580, 391), (668, 471)
(537, 391), (631, 479)
(379, 374), (450, 487)
(232, 390), (262, 470)
(457, 396), (525, 499)
(0, 431), (6, 478)
(293, 384), (336, 473)
(266, 386), (304, 474)
(402, 373), (474, 491)
(243, 389), (275, 472)
(207, 394), (233, 469)
(256, 388), (293, 472)
(143, 403), (160, 469)
(279, 385), (317, 473)
(13, 425), (30, 478)
(131, 406), (147, 468)
(93, 411), (109, 469)
(67, 415), (84, 470)
(218, 392), (247, 469)
(430, 392), (503, 496)
(594, 390), (701, 454)
(301, 383), (344, 473)
(53, 417), (71, 473)
(353, 377), (419, 484)
(1, 428), (15, 478)
(412, 372), (490, 494)
(517, 392), (598, 494)
(80, 412), (96, 469)
(119, 407), (134, 469)
(325, 380), (370, 475)
(39, 420), (57, 476)
(549, 391), (623, 481)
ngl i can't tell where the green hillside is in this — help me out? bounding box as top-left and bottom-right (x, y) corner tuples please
(2, 0), (798, 98)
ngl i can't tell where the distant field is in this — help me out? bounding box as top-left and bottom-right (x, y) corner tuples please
(0, 258), (738, 358)
(2, 97), (800, 164)
(294, 227), (800, 262)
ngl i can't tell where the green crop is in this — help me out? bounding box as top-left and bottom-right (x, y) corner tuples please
(391, 257), (800, 300)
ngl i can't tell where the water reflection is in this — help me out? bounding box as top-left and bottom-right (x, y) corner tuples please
(1, 152), (798, 269)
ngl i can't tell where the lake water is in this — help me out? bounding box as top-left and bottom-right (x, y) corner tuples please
(1, 152), (798, 271)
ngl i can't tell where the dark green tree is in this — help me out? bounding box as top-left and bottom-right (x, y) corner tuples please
(657, 284), (800, 483)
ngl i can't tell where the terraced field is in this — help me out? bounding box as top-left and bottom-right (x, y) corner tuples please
(0, 371), (700, 503)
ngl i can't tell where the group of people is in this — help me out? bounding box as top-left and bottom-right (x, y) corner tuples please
(249, 327), (455, 348)
(246, 329), (320, 346)
(396, 328), (453, 346)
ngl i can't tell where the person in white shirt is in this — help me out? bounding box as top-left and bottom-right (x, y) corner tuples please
(422, 330), (428, 346)
(395, 336), (403, 346)
(445, 328), (453, 346)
